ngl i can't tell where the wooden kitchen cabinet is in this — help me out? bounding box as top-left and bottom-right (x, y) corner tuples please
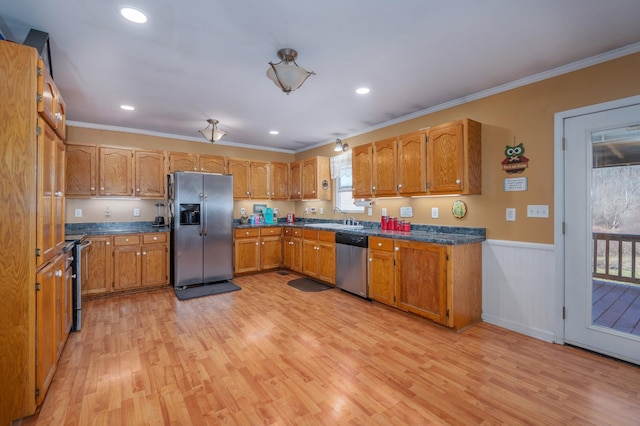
(368, 236), (395, 306)
(134, 150), (166, 198)
(397, 131), (427, 195)
(250, 161), (270, 199)
(301, 156), (332, 200)
(302, 229), (335, 284)
(234, 228), (260, 273)
(228, 159), (252, 199)
(84, 236), (113, 296)
(168, 152), (226, 173)
(37, 58), (66, 140)
(289, 160), (302, 200)
(270, 162), (289, 200)
(352, 144), (373, 198)
(198, 154), (226, 173)
(427, 118), (481, 195)
(99, 146), (134, 196)
(65, 143), (97, 196)
(372, 137), (398, 197)
(260, 227), (282, 270)
(283, 227), (303, 272)
(113, 233), (169, 290)
(37, 121), (58, 268)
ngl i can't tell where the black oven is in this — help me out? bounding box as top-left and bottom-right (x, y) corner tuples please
(65, 234), (91, 331)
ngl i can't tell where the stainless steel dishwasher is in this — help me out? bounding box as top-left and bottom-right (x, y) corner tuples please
(335, 232), (369, 298)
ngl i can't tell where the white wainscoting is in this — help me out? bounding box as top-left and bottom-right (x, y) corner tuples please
(482, 239), (556, 342)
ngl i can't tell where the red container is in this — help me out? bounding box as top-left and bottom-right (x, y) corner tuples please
(388, 217), (397, 230)
(402, 221), (411, 232)
(396, 219), (403, 231)
(381, 216), (388, 230)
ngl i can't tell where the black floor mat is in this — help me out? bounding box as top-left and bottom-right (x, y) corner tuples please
(174, 281), (241, 300)
(287, 278), (332, 292)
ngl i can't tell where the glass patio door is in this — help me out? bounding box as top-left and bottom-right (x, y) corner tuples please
(563, 101), (640, 365)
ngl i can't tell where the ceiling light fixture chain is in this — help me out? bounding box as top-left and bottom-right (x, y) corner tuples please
(266, 48), (315, 94)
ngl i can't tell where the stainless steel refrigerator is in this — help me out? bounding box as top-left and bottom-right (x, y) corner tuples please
(171, 172), (234, 287)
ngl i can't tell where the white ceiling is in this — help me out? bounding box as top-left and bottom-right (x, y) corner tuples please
(2, 1), (640, 152)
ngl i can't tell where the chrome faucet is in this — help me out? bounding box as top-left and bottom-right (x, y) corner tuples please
(333, 206), (347, 224)
(349, 216), (356, 225)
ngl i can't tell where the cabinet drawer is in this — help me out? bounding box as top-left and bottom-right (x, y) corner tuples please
(143, 233), (167, 244)
(284, 227), (303, 237)
(113, 235), (140, 246)
(234, 228), (260, 238)
(260, 227), (282, 237)
(318, 230), (335, 242)
(303, 228), (318, 240)
(370, 236), (394, 252)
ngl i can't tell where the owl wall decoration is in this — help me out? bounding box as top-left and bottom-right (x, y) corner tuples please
(501, 142), (529, 174)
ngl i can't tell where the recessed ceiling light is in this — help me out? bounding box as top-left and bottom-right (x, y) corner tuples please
(120, 7), (148, 24)
(120, 105), (135, 111)
(269, 130), (279, 135)
(356, 87), (370, 95)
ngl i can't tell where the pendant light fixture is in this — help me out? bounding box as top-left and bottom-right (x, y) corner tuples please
(266, 48), (315, 94)
(334, 138), (349, 152)
(199, 119), (225, 142)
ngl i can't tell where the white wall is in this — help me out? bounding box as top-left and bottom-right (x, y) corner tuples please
(482, 240), (556, 342)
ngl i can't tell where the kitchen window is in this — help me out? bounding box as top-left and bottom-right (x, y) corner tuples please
(331, 153), (364, 213)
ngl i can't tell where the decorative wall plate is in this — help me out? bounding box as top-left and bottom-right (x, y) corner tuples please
(452, 200), (467, 218)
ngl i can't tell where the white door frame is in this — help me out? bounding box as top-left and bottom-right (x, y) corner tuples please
(553, 94), (640, 345)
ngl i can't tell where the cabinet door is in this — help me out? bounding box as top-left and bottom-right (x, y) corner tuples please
(234, 237), (260, 273)
(99, 147), (133, 196)
(270, 162), (289, 200)
(35, 258), (59, 405)
(65, 144), (97, 196)
(135, 150), (166, 198)
(169, 152), (198, 172)
(199, 154), (226, 173)
(395, 241), (448, 324)
(397, 132), (427, 195)
(301, 158), (318, 199)
(37, 120), (56, 268)
(302, 238), (319, 277)
(37, 58), (58, 130)
(84, 236), (112, 296)
(317, 242), (335, 284)
(228, 159), (251, 199)
(352, 144), (373, 198)
(250, 161), (270, 199)
(289, 160), (302, 200)
(114, 246), (141, 289)
(372, 137), (397, 197)
(427, 121), (464, 194)
(369, 242), (395, 305)
(141, 243), (168, 287)
(54, 138), (65, 251)
(261, 236), (282, 270)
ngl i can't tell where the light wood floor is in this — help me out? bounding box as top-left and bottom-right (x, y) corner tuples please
(22, 271), (640, 425)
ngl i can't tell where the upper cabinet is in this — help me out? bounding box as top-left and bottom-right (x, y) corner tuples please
(302, 156), (331, 200)
(37, 58), (66, 140)
(289, 160), (302, 200)
(228, 159), (252, 199)
(228, 159), (290, 200)
(66, 144), (167, 199)
(427, 118), (481, 195)
(270, 162), (289, 200)
(352, 119), (480, 198)
(168, 152), (226, 173)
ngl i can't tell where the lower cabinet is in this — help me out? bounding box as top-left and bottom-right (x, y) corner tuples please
(84, 235), (113, 296)
(35, 252), (69, 405)
(233, 227), (282, 274)
(368, 236), (482, 331)
(302, 229), (335, 284)
(113, 233), (169, 290)
(283, 227), (303, 272)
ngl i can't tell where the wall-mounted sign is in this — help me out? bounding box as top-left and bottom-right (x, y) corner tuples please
(504, 177), (528, 192)
(502, 142), (529, 174)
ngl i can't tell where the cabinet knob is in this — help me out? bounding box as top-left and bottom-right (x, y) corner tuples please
(289, 242), (294, 245)
(106, 242), (110, 245)
(398, 184), (402, 189)
(143, 251), (147, 255)
(153, 236), (157, 241)
(137, 252), (141, 256)
(456, 179), (461, 184)
(256, 242), (259, 246)
(262, 242), (264, 245)
(395, 246), (400, 251)
(136, 188), (140, 192)
(369, 258), (372, 262)
(378, 242), (382, 247)
(372, 186), (376, 191)
(125, 238), (129, 242)
(246, 191), (250, 195)
(91, 187), (95, 191)
(245, 231), (249, 235)
(55, 270), (63, 277)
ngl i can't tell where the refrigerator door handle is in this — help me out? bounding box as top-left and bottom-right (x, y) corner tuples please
(199, 192), (204, 236)
(203, 193), (209, 236)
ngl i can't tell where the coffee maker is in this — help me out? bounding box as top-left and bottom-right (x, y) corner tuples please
(153, 203), (166, 227)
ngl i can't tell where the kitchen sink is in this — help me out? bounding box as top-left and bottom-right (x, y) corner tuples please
(304, 223), (364, 230)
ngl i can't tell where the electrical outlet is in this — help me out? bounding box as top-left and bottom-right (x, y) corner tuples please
(304, 207), (309, 214)
(320, 208), (324, 214)
(381, 208), (387, 216)
(134, 208), (140, 217)
(431, 207), (439, 219)
(240, 207), (246, 215)
(74, 208), (83, 218)
(368, 207), (373, 216)
(506, 208), (516, 222)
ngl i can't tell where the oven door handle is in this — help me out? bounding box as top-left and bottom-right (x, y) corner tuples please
(78, 239), (92, 250)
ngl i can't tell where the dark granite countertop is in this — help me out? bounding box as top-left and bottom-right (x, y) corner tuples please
(66, 222), (170, 236)
(233, 220), (485, 245)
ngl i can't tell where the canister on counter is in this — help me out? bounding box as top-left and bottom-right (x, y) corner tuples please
(381, 215), (388, 230)
(388, 217), (397, 230)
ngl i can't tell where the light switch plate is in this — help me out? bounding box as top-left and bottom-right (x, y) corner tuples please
(381, 208), (387, 216)
(431, 207), (439, 219)
(240, 207), (246, 215)
(74, 208), (82, 218)
(527, 205), (549, 218)
(506, 208), (516, 222)
(134, 208), (140, 217)
(368, 207), (373, 216)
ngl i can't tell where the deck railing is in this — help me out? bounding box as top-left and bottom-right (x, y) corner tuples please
(593, 232), (640, 285)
